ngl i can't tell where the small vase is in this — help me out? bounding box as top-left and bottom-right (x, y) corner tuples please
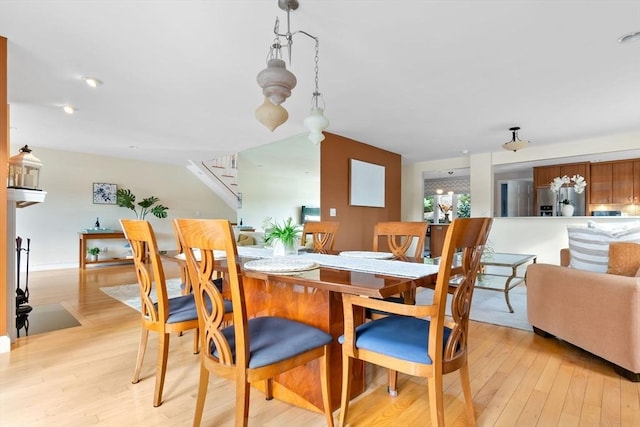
(273, 239), (298, 257)
(561, 204), (574, 217)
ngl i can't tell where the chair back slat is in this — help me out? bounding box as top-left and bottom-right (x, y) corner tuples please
(430, 218), (493, 366)
(373, 221), (428, 258)
(120, 219), (168, 322)
(174, 218), (245, 367)
(300, 221), (340, 252)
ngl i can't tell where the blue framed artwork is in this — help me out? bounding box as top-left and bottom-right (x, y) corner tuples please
(93, 183), (117, 204)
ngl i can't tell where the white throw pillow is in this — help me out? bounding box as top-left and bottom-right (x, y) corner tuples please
(567, 222), (640, 273)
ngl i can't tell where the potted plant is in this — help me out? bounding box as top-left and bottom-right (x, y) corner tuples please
(116, 188), (169, 220)
(87, 247), (101, 261)
(263, 217), (301, 256)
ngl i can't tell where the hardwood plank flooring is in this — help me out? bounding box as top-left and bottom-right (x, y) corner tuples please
(0, 265), (638, 426)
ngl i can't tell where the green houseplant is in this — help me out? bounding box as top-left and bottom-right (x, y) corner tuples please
(87, 247), (100, 261)
(116, 188), (169, 220)
(263, 217), (301, 256)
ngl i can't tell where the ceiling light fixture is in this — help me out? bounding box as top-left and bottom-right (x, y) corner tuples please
(503, 126), (529, 152)
(82, 76), (103, 88)
(63, 105), (76, 115)
(256, 0), (329, 142)
(618, 31), (640, 43)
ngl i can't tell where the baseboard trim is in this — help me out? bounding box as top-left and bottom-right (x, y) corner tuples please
(0, 335), (11, 353)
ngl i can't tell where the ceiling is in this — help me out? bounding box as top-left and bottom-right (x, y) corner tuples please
(1, 1), (639, 166)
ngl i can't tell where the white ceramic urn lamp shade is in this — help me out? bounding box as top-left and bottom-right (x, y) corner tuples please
(304, 107), (329, 144)
(7, 145), (42, 190)
(256, 58), (297, 106)
(255, 97), (289, 132)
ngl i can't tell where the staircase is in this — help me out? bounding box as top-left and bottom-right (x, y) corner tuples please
(187, 154), (240, 211)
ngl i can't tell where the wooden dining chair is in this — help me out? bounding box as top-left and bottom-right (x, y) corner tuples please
(338, 217), (493, 427)
(172, 219), (191, 295)
(174, 218), (334, 427)
(373, 221), (428, 259)
(300, 220), (340, 252)
(120, 219), (200, 407)
(370, 221), (428, 310)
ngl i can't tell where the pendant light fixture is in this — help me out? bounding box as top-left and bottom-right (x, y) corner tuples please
(255, 97), (289, 132)
(503, 126), (530, 152)
(304, 38), (329, 144)
(255, 0), (329, 141)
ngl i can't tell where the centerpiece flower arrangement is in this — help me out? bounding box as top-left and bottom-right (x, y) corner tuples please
(262, 217), (301, 256)
(438, 203), (453, 223)
(549, 174), (587, 215)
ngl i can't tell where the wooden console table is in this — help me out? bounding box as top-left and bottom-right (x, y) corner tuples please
(78, 230), (132, 269)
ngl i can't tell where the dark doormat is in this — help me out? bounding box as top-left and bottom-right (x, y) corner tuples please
(17, 304), (81, 337)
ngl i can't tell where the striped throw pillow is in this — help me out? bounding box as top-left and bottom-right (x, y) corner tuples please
(567, 222), (640, 273)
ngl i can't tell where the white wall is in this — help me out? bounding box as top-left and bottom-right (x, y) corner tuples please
(13, 146), (236, 270)
(236, 150), (320, 232)
(490, 217), (640, 265)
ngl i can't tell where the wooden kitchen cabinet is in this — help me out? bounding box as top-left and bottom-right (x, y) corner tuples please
(634, 161), (640, 204)
(590, 163), (613, 204)
(560, 163), (588, 180)
(612, 161), (635, 203)
(534, 166), (561, 189)
(534, 163), (588, 189)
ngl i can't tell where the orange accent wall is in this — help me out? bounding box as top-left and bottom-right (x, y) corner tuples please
(320, 132), (401, 251)
(1, 36), (9, 336)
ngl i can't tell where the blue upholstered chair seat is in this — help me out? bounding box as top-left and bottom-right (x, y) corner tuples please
(338, 315), (452, 364)
(214, 317), (333, 369)
(157, 293), (231, 324)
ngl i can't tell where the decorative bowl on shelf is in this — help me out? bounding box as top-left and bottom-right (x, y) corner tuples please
(83, 227), (114, 233)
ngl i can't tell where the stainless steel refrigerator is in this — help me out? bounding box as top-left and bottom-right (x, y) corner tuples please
(536, 187), (586, 216)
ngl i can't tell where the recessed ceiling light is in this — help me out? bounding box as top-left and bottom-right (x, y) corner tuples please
(618, 31), (640, 43)
(63, 105), (76, 114)
(81, 76), (103, 88)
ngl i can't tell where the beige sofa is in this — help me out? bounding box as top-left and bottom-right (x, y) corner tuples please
(526, 249), (640, 381)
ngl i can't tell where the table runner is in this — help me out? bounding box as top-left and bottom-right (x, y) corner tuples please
(178, 246), (439, 279)
(300, 253), (439, 279)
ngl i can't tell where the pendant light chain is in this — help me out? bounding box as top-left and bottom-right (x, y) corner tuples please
(312, 38), (323, 109)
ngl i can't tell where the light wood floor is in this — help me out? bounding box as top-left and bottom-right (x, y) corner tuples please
(1, 264), (638, 426)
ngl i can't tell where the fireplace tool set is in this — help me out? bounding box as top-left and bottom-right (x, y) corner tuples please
(16, 236), (32, 336)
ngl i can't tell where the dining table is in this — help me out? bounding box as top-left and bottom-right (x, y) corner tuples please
(163, 246), (440, 413)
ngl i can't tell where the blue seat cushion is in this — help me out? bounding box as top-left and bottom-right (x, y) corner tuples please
(214, 317), (333, 369)
(157, 291), (231, 324)
(164, 294), (199, 324)
(338, 315), (452, 364)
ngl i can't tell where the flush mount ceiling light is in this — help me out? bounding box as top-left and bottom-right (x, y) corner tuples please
(503, 126), (529, 152)
(618, 31), (640, 43)
(81, 76), (103, 88)
(256, 0), (329, 142)
(62, 105), (76, 115)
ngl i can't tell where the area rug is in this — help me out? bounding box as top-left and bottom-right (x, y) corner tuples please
(101, 279), (530, 331)
(416, 284), (530, 331)
(100, 278), (183, 312)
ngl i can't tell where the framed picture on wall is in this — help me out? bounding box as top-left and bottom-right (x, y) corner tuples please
(350, 159), (385, 207)
(93, 183), (117, 204)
